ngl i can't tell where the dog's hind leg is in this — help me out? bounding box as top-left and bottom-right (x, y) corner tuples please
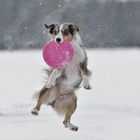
(31, 86), (51, 115)
(63, 95), (78, 131)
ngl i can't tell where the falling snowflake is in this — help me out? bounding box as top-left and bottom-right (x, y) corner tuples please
(25, 27), (28, 30)
(43, 30), (46, 34)
(58, 4), (61, 7)
(40, 2), (42, 5)
(97, 24), (101, 27)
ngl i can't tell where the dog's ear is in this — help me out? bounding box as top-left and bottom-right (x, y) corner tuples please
(69, 24), (79, 35)
(45, 24), (56, 34)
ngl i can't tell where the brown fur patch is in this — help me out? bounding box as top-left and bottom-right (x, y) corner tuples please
(52, 92), (77, 116)
(63, 34), (73, 41)
(34, 87), (52, 111)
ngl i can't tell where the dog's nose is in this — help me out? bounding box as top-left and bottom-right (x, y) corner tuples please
(56, 38), (61, 43)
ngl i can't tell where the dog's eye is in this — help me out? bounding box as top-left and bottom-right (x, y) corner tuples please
(63, 30), (69, 36)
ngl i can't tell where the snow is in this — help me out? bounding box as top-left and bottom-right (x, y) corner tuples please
(0, 49), (140, 140)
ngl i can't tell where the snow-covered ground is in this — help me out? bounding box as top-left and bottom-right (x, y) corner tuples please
(0, 49), (140, 140)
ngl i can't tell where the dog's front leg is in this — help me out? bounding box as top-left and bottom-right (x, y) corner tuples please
(45, 69), (62, 88)
(79, 61), (92, 90)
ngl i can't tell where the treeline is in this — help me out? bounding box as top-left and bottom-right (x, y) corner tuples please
(0, 0), (140, 50)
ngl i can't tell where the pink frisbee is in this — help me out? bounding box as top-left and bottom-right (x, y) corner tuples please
(43, 40), (74, 69)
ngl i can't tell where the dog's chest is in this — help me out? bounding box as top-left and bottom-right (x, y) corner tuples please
(71, 41), (85, 64)
(62, 41), (85, 85)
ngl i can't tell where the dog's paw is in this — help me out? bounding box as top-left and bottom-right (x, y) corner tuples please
(63, 121), (78, 131)
(84, 84), (92, 90)
(70, 126), (78, 131)
(31, 108), (39, 116)
(83, 76), (92, 90)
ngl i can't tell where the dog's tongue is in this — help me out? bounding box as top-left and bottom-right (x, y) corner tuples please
(43, 40), (74, 69)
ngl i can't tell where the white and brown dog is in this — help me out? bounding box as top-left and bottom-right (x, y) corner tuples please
(31, 23), (92, 131)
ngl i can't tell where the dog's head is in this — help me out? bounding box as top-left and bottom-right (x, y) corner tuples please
(45, 23), (79, 43)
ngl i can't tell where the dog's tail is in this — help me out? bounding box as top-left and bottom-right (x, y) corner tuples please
(32, 68), (52, 101)
(43, 68), (54, 77)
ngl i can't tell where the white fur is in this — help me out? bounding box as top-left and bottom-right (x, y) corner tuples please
(64, 121), (78, 131)
(45, 69), (62, 88)
(55, 24), (64, 43)
(72, 34), (85, 63)
(74, 32), (83, 46)
(83, 75), (92, 89)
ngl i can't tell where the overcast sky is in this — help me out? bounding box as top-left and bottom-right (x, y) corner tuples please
(99, 0), (140, 1)
(1, 0), (140, 49)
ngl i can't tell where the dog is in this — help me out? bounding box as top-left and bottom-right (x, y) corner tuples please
(31, 23), (92, 131)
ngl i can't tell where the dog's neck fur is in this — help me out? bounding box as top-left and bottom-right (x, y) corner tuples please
(73, 32), (83, 46)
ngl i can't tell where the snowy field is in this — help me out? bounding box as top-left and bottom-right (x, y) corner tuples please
(0, 49), (140, 140)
